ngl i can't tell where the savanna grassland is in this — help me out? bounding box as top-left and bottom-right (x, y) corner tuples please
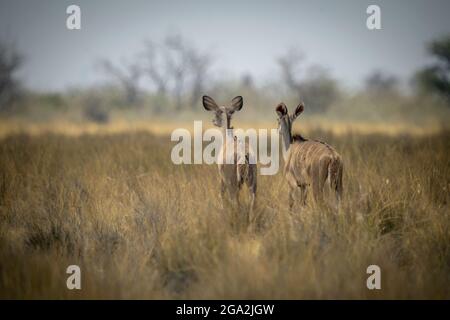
(0, 123), (449, 299)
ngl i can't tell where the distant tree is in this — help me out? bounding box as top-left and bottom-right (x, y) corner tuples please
(99, 33), (212, 112)
(0, 41), (23, 112)
(99, 58), (142, 106)
(277, 48), (304, 95)
(142, 33), (213, 111)
(301, 66), (339, 113)
(163, 34), (191, 111)
(365, 70), (399, 94)
(414, 35), (450, 103)
(277, 49), (338, 113)
(187, 47), (212, 109)
(141, 40), (168, 95)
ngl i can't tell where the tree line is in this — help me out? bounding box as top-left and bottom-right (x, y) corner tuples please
(1, 33), (449, 118)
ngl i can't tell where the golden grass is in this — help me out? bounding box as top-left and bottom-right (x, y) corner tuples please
(0, 117), (446, 139)
(0, 127), (449, 299)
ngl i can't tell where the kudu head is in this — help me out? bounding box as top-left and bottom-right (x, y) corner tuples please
(275, 102), (304, 148)
(202, 95), (243, 130)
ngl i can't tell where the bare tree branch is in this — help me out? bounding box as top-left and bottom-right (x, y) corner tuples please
(277, 48), (304, 95)
(142, 40), (168, 94)
(0, 41), (23, 111)
(98, 58), (142, 105)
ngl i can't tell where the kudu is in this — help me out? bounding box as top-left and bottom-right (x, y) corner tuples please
(276, 102), (343, 209)
(202, 95), (257, 214)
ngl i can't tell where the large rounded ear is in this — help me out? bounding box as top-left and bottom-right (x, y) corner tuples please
(291, 102), (304, 121)
(230, 96), (243, 112)
(203, 95), (219, 111)
(275, 103), (288, 117)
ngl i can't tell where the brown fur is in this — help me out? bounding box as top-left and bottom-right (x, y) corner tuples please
(203, 95), (257, 215)
(285, 138), (343, 206)
(276, 102), (343, 209)
(217, 136), (257, 211)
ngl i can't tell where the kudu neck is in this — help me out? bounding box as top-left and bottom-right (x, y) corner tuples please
(280, 127), (292, 162)
(221, 126), (233, 136)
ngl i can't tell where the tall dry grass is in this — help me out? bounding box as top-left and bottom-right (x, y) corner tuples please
(0, 128), (449, 299)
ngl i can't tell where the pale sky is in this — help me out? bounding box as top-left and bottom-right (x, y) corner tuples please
(1, 0), (450, 92)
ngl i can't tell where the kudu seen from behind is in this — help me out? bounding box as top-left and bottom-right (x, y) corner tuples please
(202, 95), (257, 215)
(276, 102), (343, 209)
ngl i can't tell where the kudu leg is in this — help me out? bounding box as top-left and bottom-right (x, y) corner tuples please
(312, 160), (328, 205)
(220, 180), (226, 209)
(288, 186), (295, 210)
(234, 189), (241, 209)
(334, 184), (343, 213)
(246, 166), (257, 227)
(299, 184), (307, 207)
(330, 160), (343, 212)
(311, 177), (323, 204)
(248, 191), (256, 227)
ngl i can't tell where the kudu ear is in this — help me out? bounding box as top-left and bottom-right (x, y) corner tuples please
(290, 102), (304, 122)
(203, 95), (219, 111)
(230, 96), (243, 112)
(276, 103), (288, 117)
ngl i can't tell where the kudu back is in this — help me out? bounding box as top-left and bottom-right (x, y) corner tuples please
(276, 102), (343, 209)
(202, 95), (257, 213)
